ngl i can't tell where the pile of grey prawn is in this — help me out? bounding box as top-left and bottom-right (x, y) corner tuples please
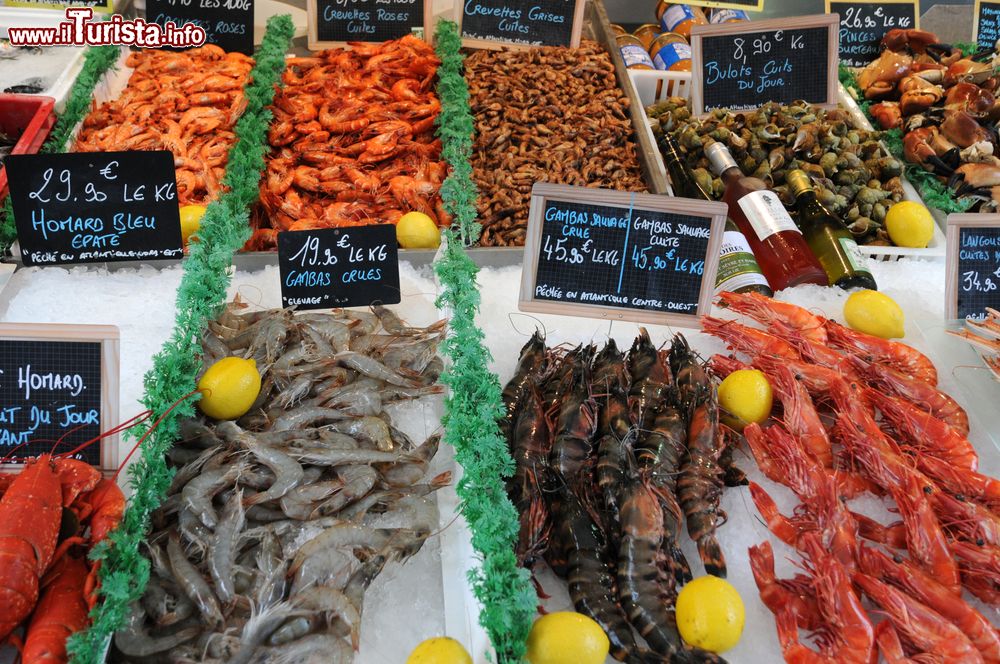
(502, 329), (743, 664)
(114, 302), (450, 663)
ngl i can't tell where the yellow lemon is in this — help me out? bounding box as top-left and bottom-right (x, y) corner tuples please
(844, 289), (905, 339)
(885, 201), (934, 248)
(526, 612), (609, 664)
(179, 204), (206, 245)
(397, 211), (441, 249)
(718, 369), (772, 427)
(406, 637), (473, 664)
(197, 357), (261, 420)
(676, 576), (745, 653)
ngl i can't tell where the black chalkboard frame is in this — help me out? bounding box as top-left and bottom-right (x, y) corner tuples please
(519, 183), (727, 328)
(946, 214), (1000, 320)
(685, 0), (764, 9)
(975, 0), (1000, 50)
(0, 323), (120, 474)
(306, 0), (433, 50)
(689, 13), (840, 116)
(455, 0), (586, 50)
(826, 0), (919, 68)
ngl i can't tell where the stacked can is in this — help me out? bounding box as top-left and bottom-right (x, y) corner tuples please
(655, 3), (707, 38)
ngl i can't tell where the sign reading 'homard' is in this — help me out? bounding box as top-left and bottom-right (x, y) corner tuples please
(690, 14), (839, 114)
(519, 184), (727, 328)
(6, 150), (183, 267)
(277, 225), (401, 311)
(0, 323), (119, 471)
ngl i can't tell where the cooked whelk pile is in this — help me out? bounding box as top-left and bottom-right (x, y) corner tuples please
(467, 40), (646, 247)
(114, 302), (449, 663)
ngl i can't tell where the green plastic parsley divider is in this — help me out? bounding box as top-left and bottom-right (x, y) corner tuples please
(838, 62), (975, 214)
(433, 19), (537, 663)
(0, 44), (121, 252)
(66, 16), (294, 663)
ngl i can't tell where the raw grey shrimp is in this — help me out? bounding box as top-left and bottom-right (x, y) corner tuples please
(269, 406), (352, 432)
(286, 445), (401, 467)
(334, 350), (422, 386)
(167, 532), (223, 627)
(208, 489), (244, 604)
(114, 603), (201, 658)
(181, 462), (246, 529)
(325, 415), (394, 450)
(290, 523), (397, 574)
(313, 465), (379, 517)
(378, 433), (439, 487)
(239, 438), (305, 506)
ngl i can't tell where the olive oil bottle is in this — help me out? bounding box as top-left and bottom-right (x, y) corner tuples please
(659, 135), (772, 297)
(787, 169), (878, 291)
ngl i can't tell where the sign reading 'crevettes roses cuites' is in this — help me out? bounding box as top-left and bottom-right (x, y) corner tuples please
(0, 323), (120, 471)
(690, 13), (840, 114)
(519, 184), (727, 328)
(307, 0), (432, 50)
(456, 0), (585, 49)
(277, 225), (401, 311)
(6, 151), (183, 267)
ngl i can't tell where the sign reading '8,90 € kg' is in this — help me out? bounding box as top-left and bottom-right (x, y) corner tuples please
(6, 150), (183, 267)
(690, 14), (840, 115)
(0, 323), (120, 472)
(520, 184), (727, 328)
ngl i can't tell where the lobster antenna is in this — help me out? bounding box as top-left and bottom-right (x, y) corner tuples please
(48, 421), (102, 456)
(55, 410), (154, 459)
(113, 389), (200, 482)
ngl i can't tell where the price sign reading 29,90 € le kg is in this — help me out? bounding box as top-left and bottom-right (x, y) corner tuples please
(519, 184), (727, 329)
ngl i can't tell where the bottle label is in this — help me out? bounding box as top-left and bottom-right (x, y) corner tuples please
(736, 190), (801, 241)
(838, 236), (872, 274)
(620, 43), (656, 69)
(710, 9), (749, 23)
(661, 5), (695, 32)
(653, 42), (691, 71)
(715, 230), (770, 294)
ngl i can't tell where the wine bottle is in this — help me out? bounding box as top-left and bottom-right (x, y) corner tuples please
(705, 142), (828, 291)
(787, 169), (878, 291)
(659, 135), (772, 297)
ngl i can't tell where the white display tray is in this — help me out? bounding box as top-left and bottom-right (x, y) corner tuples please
(629, 68), (947, 261)
(0, 8), (87, 113)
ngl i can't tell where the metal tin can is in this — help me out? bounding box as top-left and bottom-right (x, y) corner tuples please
(649, 32), (692, 71)
(617, 34), (656, 70)
(633, 23), (661, 50)
(709, 9), (750, 23)
(657, 4), (707, 38)
(610, 23), (628, 37)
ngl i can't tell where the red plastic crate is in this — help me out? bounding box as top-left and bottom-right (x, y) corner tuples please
(0, 94), (56, 200)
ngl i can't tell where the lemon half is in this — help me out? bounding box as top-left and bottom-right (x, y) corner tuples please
(197, 357), (261, 420)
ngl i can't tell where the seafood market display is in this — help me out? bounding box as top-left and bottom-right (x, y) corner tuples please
(857, 28), (1000, 210)
(466, 41), (646, 247)
(115, 301), (449, 662)
(706, 291), (1000, 662)
(503, 330), (740, 662)
(0, 453), (125, 664)
(247, 36), (447, 250)
(647, 98), (909, 246)
(73, 45), (253, 206)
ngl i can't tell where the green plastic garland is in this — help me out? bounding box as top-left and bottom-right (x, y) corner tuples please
(433, 19), (537, 662)
(0, 45), (121, 251)
(67, 16), (294, 662)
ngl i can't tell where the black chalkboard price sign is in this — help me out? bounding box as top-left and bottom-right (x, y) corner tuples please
(0, 323), (119, 471)
(827, 0), (918, 68)
(457, 0), (585, 49)
(307, 0), (431, 50)
(277, 225), (401, 311)
(686, 0), (763, 9)
(690, 14), (839, 115)
(976, 0), (1000, 50)
(946, 214), (1000, 320)
(6, 151), (183, 267)
(519, 184), (727, 327)
(147, 0), (254, 55)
